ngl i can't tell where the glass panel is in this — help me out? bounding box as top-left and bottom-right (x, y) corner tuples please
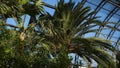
(96, 9), (110, 21)
(43, 6), (55, 15)
(6, 18), (17, 26)
(84, 2), (97, 11)
(65, 0), (82, 3)
(110, 37), (118, 42)
(98, 34), (106, 39)
(42, 0), (57, 5)
(119, 25), (120, 29)
(107, 23), (115, 27)
(109, 15), (120, 22)
(84, 33), (95, 38)
(21, 15), (30, 28)
(6, 18), (17, 29)
(110, 31), (119, 43)
(87, 0), (102, 5)
(103, 3), (115, 11)
(75, 0), (82, 2)
(116, 9), (120, 16)
(112, 31), (120, 38)
(100, 27), (111, 38)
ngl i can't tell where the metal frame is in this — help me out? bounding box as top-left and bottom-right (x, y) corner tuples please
(85, 0), (120, 47)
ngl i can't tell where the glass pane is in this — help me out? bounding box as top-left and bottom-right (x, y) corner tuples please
(21, 15), (30, 28)
(110, 31), (119, 43)
(42, 0), (57, 5)
(119, 25), (120, 30)
(43, 6), (55, 15)
(84, 33), (95, 38)
(76, 0), (82, 2)
(111, 37), (118, 42)
(98, 34), (106, 39)
(87, 0), (102, 5)
(96, 9), (110, 21)
(109, 15), (120, 22)
(6, 18), (17, 26)
(6, 18), (17, 29)
(113, 31), (120, 38)
(116, 9), (120, 16)
(101, 27), (111, 37)
(103, 3), (115, 11)
(84, 2), (97, 11)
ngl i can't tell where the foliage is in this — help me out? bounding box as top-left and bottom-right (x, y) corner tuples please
(0, 0), (117, 68)
(0, 25), (72, 68)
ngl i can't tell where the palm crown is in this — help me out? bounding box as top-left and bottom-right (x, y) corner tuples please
(37, 0), (116, 67)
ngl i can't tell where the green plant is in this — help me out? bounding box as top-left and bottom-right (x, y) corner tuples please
(0, 0), (117, 68)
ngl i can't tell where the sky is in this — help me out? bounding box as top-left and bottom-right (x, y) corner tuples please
(6, 0), (120, 67)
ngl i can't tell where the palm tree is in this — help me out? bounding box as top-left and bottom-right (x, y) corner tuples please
(37, 0), (116, 67)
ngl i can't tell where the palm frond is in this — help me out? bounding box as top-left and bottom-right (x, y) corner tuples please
(69, 37), (115, 67)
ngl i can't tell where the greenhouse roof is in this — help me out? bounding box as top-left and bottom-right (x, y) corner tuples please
(43, 0), (120, 50)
